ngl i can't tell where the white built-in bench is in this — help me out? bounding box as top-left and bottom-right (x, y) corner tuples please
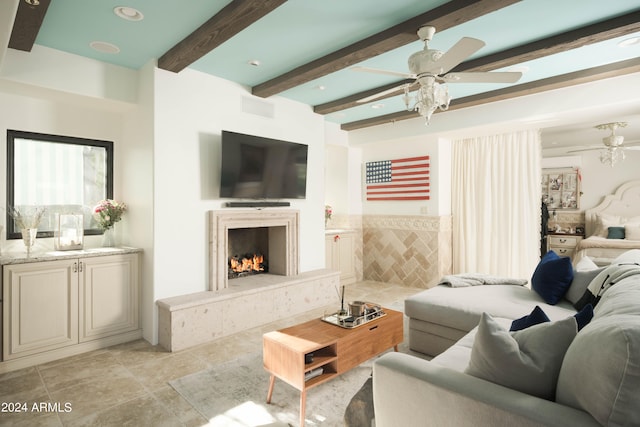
(157, 269), (340, 351)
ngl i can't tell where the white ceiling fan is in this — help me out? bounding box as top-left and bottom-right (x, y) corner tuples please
(568, 122), (640, 166)
(352, 25), (523, 121)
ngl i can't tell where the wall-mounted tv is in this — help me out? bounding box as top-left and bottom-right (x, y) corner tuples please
(219, 130), (308, 199)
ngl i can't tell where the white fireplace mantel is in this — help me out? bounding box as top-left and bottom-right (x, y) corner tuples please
(209, 209), (300, 290)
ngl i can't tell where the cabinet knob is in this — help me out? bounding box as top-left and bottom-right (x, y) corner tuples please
(559, 238), (566, 243)
(334, 235), (340, 242)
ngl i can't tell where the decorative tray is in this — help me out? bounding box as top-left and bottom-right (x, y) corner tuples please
(322, 303), (386, 329)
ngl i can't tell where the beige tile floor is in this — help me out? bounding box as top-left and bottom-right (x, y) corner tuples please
(0, 281), (420, 426)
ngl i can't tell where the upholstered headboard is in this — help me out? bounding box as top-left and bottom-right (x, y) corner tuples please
(585, 180), (640, 237)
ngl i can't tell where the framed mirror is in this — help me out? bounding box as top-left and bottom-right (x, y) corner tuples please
(6, 130), (114, 239)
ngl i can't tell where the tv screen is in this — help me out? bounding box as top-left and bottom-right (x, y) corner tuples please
(219, 131), (308, 199)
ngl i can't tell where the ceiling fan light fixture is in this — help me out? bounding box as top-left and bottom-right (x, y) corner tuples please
(596, 122), (628, 166)
(409, 77), (450, 125)
(600, 147), (625, 167)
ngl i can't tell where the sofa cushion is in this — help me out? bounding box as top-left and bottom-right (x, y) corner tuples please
(531, 251), (574, 305)
(509, 305), (549, 331)
(565, 267), (604, 305)
(465, 312), (577, 400)
(556, 315), (640, 426)
(612, 248), (640, 264)
(405, 285), (576, 333)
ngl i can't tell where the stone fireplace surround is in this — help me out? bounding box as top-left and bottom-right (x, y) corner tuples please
(209, 209), (299, 290)
(157, 208), (338, 352)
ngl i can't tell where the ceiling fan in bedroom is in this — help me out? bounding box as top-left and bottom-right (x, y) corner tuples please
(352, 25), (523, 124)
(568, 122), (640, 167)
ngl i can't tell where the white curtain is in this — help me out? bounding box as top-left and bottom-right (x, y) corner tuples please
(452, 129), (541, 279)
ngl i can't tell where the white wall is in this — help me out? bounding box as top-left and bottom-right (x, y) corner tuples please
(150, 68), (328, 337)
(0, 47), (330, 345)
(324, 122), (363, 220)
(0, 85), (128, 252)
(357, 134), (451, 216)
(347, 73), (640, 217)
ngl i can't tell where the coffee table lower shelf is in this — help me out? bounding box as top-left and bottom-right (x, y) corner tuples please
(262, 308), (403, 426)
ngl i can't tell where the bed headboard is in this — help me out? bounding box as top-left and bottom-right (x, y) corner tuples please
(585, 180), (640, 237)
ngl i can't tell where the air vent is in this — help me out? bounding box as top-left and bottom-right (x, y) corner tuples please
(242, 97), (275, 118)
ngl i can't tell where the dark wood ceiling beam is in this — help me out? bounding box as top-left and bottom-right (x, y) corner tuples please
(252, 0), (520, 98)
(158, 0), (287, 73)
(318, 10), (640, 115)
(454, 10), (640, 72)
(8, 0), (51, 52)
(340, 57), (640, 131)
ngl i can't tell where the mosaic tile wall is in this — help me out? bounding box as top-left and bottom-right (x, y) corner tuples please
(362, 215), (452, 289)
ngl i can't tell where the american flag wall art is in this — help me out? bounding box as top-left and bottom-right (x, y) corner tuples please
(365, 155), (430, 201)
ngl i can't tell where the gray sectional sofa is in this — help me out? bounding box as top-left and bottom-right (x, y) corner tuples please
(373, 250), (640, 426)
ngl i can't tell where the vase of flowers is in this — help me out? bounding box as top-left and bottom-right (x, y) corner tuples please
(325, 205), (332, 228)
(93, 199), (127, 247)
(8, 206), (46, 255)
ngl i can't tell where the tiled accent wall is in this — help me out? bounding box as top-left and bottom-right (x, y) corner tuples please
(363, 215), (452, 289)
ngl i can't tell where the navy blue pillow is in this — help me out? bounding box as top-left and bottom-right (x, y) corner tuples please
(510, 305), (550, 331)
(574, 303), (594, 331)
(531, 251), (574, 305)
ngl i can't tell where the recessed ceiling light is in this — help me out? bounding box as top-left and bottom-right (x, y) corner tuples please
(618, 37), (640, 47)
(248, 59), (261, 67)
(24, 0), (40, 5)
(89, 41), (120, 54)
(114, 6), (144, 21)
(316, 85), (326, 91)
(371, 103), (385, 109)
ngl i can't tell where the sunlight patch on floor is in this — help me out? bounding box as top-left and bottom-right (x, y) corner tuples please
(206, 401), (282, 426)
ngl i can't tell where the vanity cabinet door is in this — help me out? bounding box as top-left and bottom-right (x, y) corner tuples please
(3, 259), (78, 360)
(79, 254), (139, 342)
(325, 232), (356, 284)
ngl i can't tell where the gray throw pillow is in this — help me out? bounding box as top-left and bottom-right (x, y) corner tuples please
(565, 267), (605, 305)
(465, 312), (577, 400)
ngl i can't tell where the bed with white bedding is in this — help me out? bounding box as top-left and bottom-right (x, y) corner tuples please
(574, 180), (640, 265)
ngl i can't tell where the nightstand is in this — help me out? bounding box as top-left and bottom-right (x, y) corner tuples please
(547, 232), (584, 258)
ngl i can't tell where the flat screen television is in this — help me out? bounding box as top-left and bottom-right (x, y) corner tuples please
(219, 130), (308, 199)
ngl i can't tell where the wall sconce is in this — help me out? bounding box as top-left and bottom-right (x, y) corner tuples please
(54, 214), (84, 251)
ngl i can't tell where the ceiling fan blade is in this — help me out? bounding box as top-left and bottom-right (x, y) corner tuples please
(356, 83), (412, 104)
(426, 37), (485, 75)
(351, 66), (415, 79)
(441, 71), (523, 83)
(567, 147), (616, 153)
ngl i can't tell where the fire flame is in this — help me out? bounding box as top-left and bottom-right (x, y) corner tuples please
(230, 254), (264, 273)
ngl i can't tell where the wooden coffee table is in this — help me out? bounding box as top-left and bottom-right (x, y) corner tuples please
(262, 308), (403, 426)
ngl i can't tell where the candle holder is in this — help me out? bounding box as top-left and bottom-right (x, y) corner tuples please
(54, 213), (84, 251)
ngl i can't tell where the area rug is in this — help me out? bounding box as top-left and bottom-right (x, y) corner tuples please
(169, 352), (375, 427)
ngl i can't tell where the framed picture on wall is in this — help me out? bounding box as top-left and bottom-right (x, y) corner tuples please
(541, 167), (581, 210)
